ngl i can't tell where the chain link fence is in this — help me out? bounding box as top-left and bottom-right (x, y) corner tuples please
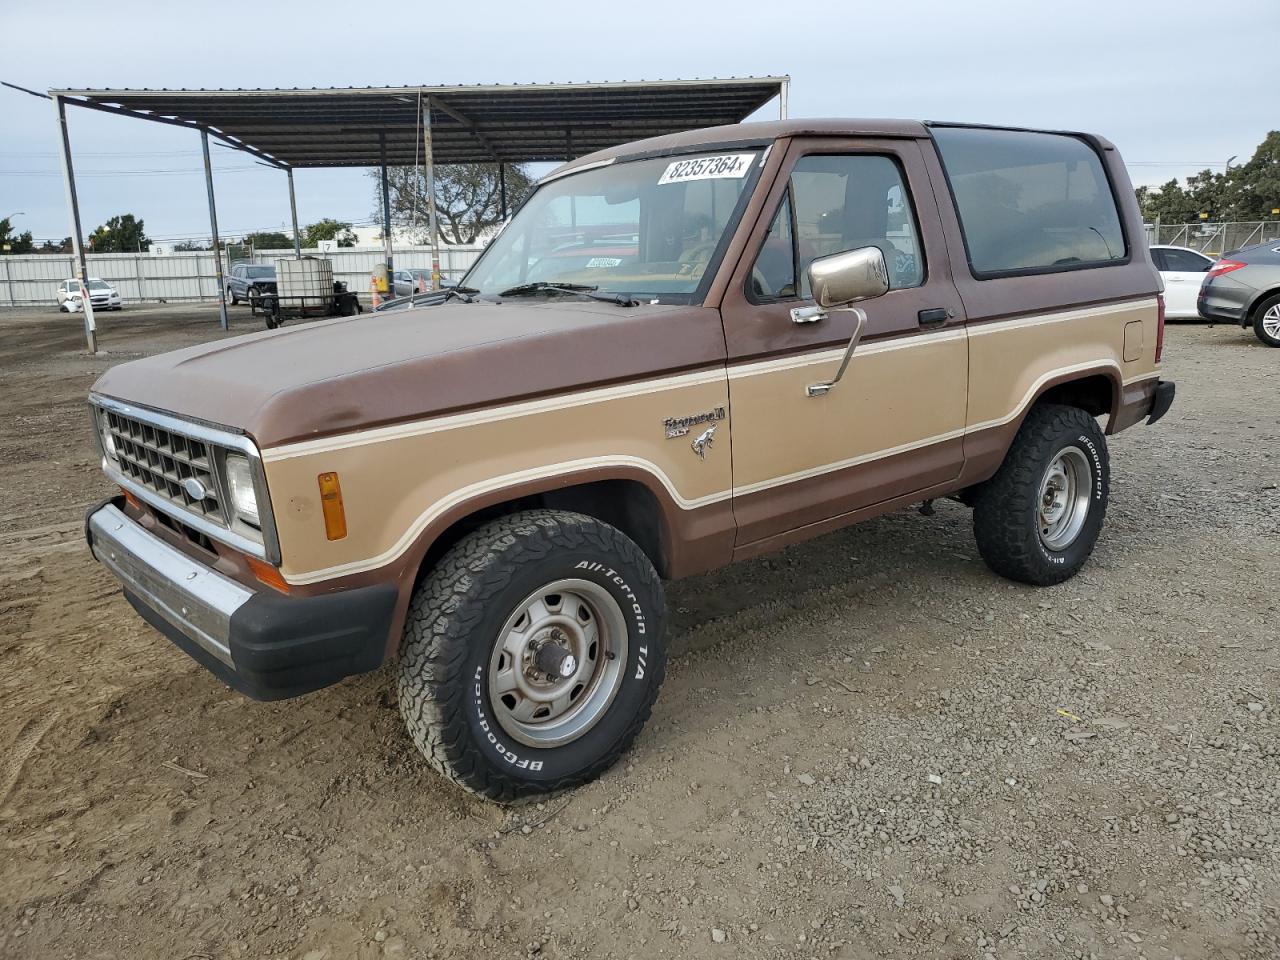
(1149, 221), (1280, 258)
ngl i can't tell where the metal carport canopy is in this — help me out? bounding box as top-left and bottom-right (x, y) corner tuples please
(44, 77), (787, 353)
(49, 78), (790, 167)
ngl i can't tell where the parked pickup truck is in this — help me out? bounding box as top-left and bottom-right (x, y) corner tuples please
(85, 119), (1175, 801)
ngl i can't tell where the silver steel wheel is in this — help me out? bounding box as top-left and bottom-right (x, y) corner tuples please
(1262, 304), (1280, 341)
(1038, 446), (1092, 551)
(487, 578), (628, 748)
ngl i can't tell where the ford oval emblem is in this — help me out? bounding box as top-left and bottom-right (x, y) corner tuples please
(181, 477), (209, 501)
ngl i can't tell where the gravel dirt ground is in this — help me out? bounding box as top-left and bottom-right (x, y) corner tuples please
(1, 304), (1277, 960)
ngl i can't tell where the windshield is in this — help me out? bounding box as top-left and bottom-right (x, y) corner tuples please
(87, 280), (111, 290)
(464, 150), (762, 300)
(246, 266), (274, 278)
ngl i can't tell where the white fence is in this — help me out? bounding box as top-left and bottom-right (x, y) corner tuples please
(0, 245), (485, 307)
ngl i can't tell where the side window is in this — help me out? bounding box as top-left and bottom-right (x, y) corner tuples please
(933, 126), (1126, 276)
(1165, 248), (1211, 272)
(750, 153), (925, 301)
(1150, 249), (1168, 271)
(751, 194), (797, 299)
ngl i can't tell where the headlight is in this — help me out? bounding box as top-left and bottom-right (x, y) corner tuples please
(224, 455), (260, 526)
(98, 415), (117, 460)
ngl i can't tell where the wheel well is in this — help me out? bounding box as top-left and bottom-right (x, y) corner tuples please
(413, 479), (670, 591)
(1036, 374), (1113, 419)
(1248, 287), (1280, 320)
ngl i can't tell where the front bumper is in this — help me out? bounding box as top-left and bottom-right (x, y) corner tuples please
(87, 498), (395, 700)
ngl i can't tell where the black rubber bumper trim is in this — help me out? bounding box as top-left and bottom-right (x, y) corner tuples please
(87, 495), (395, 701)
(1148, 379), (1176, 425)
(124, 583), (396, 701)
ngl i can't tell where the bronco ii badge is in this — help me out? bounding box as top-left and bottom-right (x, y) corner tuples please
(663, 406), (725, 440)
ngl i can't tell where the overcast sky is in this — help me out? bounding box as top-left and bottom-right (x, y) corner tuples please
(2, 0), (1275, 242)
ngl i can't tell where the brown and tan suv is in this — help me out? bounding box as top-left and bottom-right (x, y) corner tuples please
(85, 120), (1175, 800)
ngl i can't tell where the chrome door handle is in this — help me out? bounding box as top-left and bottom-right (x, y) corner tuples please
(791, 305), (827, 324)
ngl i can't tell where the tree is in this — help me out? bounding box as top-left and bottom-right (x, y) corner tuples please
(0, 217), (34, 254)
(37, 238), (71, 254)
(371, 163), (536, 245)
(173, 240), (208, 251)
(89, 214), (150, 252)
(244, 230), (292, 249)
(1135, 178), (1201, 224)
(1135, 131), (1280, 223)
(301, 218), (357, 248)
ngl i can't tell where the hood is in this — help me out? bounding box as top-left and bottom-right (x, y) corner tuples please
(91, 299), (726, 448)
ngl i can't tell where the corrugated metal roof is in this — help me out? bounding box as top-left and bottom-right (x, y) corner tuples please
(51, 78), (788, 168)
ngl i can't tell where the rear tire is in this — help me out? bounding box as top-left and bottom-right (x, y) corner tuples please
(398, 510), (666, 801)
(972, 403), (1109, 586)
(1252, 293), (1280, 347)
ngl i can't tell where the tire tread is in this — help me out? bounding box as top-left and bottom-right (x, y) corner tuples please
(972, 403), (1109, 587)
(397, 509), (665, 802)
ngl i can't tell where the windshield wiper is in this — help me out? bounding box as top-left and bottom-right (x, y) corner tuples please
(498, 281), (638, 307)
(442, 284), (479, 304)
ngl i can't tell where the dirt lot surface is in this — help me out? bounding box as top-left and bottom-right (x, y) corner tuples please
(2, 304), (1277, 960)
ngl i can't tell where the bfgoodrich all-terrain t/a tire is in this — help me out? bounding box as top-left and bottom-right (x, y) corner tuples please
(397, 510), (667, 802)
(972, 403), (1110, 587)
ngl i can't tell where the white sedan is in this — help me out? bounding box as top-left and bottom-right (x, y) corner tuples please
(57, 278), (123, 312)
(1150, 245), (1213, 319)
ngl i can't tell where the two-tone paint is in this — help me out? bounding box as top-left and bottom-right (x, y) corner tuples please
(89, 118), (1165, 662)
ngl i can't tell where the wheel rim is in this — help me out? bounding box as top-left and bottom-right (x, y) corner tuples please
(1263, 304), (1280, 340)
(1038, 447), (1092, 551)
(487, 578), (628, 748)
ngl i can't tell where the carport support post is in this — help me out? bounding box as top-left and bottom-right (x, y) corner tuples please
(379, 133), (394, 289)
(287, 167), (301, 257)
(779, 77), (789, 120)
(499, 163), (508, 220)
(201, 130), (229, 331)
(53, 95), (96, 354)
(421, 100), (441, 290)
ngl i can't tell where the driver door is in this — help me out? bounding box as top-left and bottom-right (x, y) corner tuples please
(720, 137), (969, 550)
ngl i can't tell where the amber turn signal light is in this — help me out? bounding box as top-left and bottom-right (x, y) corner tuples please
(246, 555), (289, 594)
(317, 472), (347, 541)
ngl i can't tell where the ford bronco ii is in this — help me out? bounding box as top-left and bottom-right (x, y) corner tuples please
(86, 120), (1175, 800)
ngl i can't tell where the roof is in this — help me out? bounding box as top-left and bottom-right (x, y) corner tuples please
(50, 79), (788, 168)
(555, 118), (930, 175)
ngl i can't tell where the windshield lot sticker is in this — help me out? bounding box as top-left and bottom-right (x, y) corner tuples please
(657, 154), (755, 185)
(586, 257), (624, 268)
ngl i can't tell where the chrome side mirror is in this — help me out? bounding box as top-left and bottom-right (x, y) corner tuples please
(809, 245), (889, 308)
(796, 246), (889, 397)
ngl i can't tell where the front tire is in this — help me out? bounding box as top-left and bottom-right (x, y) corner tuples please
(1252, 293), (1280, 347)
(398, 510), (666, 801)
(972, 403), (1109, 586)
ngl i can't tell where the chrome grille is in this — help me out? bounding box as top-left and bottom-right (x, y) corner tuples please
(102, 409), (227, 525)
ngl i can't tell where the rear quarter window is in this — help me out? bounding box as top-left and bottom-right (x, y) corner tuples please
(932, 126), (1126, 278)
